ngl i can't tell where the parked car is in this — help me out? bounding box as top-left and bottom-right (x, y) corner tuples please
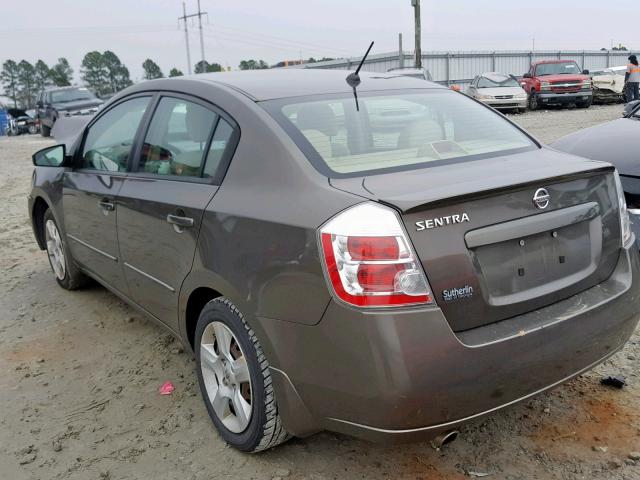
(387, 67), (433, 81)
(468, 72), (528, 112)
(6, 108), (37, 135)
(36, 86), (103, 137)
(520, 60), (593, 110)
(590, 66), (627, 103)
(553, 100), (640, 240)
(28, 70), (639, 452)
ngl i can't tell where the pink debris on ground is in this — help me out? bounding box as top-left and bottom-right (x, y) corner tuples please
(159, 381), (175, 395)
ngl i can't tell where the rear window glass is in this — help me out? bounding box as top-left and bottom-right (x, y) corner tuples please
(266, 90), (535, 177)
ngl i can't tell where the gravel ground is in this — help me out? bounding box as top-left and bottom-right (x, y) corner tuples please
(1, 103), (639, 480)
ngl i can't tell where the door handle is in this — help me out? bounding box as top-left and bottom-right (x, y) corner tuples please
(99, 200), (115, 212)
(166, 213), (194, 233)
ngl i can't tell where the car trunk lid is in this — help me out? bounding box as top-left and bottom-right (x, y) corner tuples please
(330, 149), (621, 331)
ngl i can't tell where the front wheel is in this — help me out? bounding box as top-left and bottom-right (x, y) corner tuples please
(576, 97), (592, 109)
(529, 92), (539, 111)
(42, 209), (88, 290)
(195, 298), (290, 452)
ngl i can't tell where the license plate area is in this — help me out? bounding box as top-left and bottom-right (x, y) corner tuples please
(465, 203), (603, 306)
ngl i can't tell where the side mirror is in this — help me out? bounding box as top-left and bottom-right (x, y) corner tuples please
(523, 73), (532, 79)
(582, 69), (590, 75)
(32, 144), (66, 167)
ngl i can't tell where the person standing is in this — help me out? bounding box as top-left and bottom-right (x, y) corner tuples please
(626, 55), (640, 102)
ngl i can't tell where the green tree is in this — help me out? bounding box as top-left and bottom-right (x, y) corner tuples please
(142, 58), (164, 80)
(102, 51), (132, 94)
(238, 59), (269, 70)
(33, 60), (52, 94)
(50, 58), (73, 86)
(81, 51), (109, 96)
(17, 60), (36, 108)
(194, 61), (222, 74)
(169, 68), (184, 77)
(1, 60), (20, 108)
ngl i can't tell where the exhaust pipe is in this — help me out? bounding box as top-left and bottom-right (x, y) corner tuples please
(431, 430), (459, 450)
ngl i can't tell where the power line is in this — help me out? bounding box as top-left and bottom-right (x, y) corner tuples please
(179, 1), (208, 73)
(205, 24), (354, 57)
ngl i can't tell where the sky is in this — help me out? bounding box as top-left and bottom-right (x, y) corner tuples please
(0, 0), (638, 82)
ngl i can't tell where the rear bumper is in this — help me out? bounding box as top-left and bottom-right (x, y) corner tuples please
(538, 90), (593, 103)
(263, 241), (640, 442)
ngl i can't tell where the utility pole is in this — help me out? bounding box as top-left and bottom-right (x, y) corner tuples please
(197, 0), (206, 72)
(179, 2), (192, 75)
(399, 33), (404, 68)
(412, 0), (422, 69)
(179, 1), (208, 74)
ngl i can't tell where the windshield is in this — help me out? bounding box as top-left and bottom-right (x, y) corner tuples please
(51, 88), (98, 104)
(477, 76), (520, 88)
(535, 62), (581, 76)
(265, 90), (535, 177)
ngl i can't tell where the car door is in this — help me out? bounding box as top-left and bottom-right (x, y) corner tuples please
(116, 94), (239, 328)
(63, 95), (153, 290)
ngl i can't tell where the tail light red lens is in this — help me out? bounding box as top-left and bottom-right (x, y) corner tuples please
(319, 203), (433, 308)
(347, 236), (399, 260)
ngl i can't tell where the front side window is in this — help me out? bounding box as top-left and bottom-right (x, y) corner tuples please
(535, 62), (581, 76)
(81, 96), (150, 172)
(139, 97), (218, 177)
(267, 90), (535, 177)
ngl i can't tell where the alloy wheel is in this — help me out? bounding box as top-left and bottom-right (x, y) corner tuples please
(200, 321), (253, 433)
(45, 219), (66, 280)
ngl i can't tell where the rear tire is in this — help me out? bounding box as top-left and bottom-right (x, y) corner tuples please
(41, 124), (51, 137)
(42, 209), (88, 290)
(195, 298), (291, 452)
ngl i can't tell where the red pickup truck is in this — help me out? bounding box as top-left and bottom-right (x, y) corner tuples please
(520, 60), (593, 110)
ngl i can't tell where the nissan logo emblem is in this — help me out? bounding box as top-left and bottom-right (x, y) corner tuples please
(533, 188), (550, 210)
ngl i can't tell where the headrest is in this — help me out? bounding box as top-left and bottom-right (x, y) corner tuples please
(185, 104), (213, 143)
(296, 104), (339, 137)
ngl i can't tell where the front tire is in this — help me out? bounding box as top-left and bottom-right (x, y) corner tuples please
(529, 92), (539, 111)
(576, 97), (592, 109)
(195, 298), (290, 452)
(42, 209), (87, 290)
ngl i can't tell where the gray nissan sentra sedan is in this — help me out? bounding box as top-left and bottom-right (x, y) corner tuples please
(27, 69), (640, 452)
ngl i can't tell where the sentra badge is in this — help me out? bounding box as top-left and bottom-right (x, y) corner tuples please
(416, 213), (470, 231)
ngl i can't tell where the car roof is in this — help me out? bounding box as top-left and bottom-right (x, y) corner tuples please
(44, 86), (86, 92)
(190, 68), (445, 101)
(534, 60), (577, 65)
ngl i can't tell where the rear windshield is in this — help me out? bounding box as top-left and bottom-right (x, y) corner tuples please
(264, 90), (535, 177)
(51, 88), (98, 104)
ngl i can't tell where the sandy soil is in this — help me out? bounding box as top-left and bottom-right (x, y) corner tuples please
(1, 104), (639, 480)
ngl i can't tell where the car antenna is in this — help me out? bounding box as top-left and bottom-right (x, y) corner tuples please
(346, 41), (374, 111)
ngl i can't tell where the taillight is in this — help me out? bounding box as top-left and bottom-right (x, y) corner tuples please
(614, 171), (632, 246)
(319, 203), (433, 308)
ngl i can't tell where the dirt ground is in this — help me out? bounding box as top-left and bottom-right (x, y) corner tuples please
(1, 103), (639, 480)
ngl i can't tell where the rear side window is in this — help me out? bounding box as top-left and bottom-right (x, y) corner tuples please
(139, 97), (218, 178)
(203, 118), (234, 179)
(267, 90), (534, 177)
(81, 96), (150, 172)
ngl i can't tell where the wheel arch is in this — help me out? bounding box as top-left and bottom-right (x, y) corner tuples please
(179, 272), (274, 363)
(31, 196), (51, 250)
